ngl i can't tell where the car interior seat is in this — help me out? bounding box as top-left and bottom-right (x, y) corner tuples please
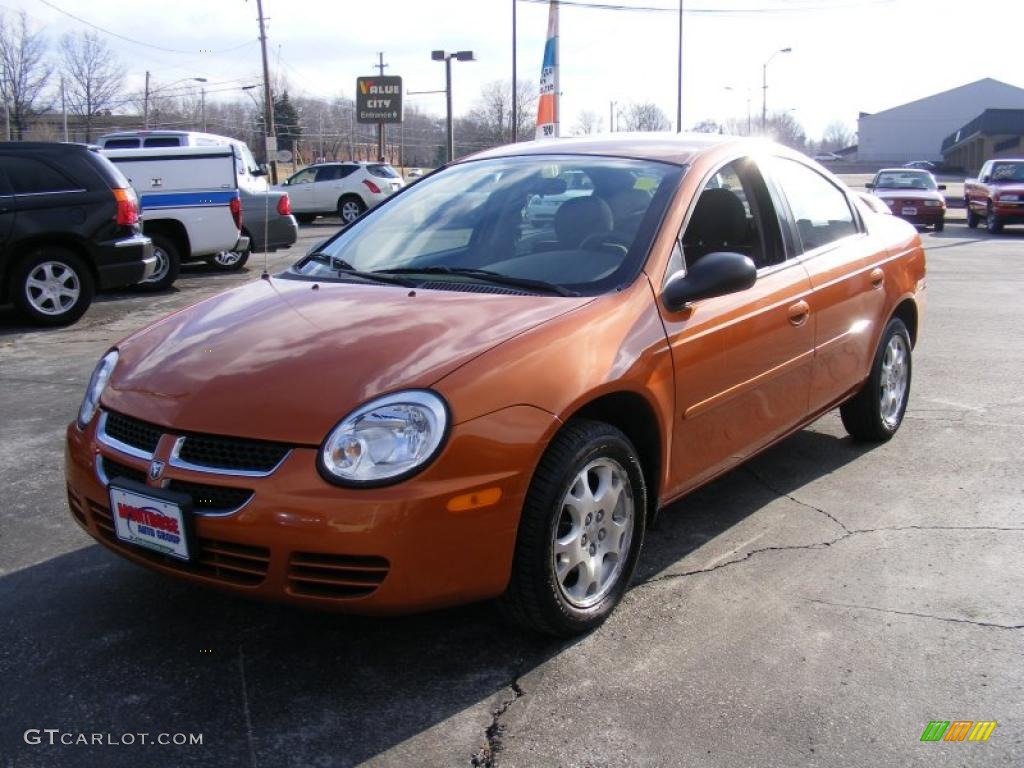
(682, 188), (750, 266)
(554, 196), (614, 249)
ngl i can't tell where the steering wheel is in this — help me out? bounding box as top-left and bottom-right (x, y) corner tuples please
(579, 233), (629, 257)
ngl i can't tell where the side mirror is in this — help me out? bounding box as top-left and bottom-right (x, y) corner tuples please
(865, 182), (874, 189)
(252, 166), (267, 177)
(980, 175), (990, 183)
(938, 184), (947, 190)
(661, 251), (757, 312)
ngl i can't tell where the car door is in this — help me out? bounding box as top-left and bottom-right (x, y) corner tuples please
(0, 163), (15, 267)
(314, 164), (359, 211)
(763, 156), (882, 414)
(285, 167), (318, 212)
(659, 156), (814, 498)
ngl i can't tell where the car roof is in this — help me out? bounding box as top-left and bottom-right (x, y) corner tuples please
(461, 132), (759, 167)
(0, 141), (93, 153)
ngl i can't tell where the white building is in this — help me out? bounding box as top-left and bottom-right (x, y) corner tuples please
(857, 78), (1024, 163)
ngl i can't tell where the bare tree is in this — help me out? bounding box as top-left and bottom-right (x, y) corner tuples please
(622, 102), (669, 132)
(573, 109), (603, 135)
(465, 79), (538, 146)
(821, 120), (854, 151)
(765, 111), (806, 150)
(691, 118), (721, 134)
(0, 10), (52, 139)
(60, 31), (124, 141)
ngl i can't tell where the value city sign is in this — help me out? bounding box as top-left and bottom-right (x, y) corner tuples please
(356, 76), (403, 124)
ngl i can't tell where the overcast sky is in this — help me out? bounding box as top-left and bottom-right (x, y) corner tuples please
(7, 0), (1024, 140)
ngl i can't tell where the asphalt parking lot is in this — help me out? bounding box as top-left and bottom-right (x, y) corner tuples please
(1, 219), (1022, 768)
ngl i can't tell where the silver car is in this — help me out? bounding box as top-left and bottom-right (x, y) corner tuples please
(278, 162), (404, 224)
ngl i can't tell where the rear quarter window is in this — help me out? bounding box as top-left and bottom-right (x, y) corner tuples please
(3, 156), (79, 194)
(102, 138), (141, 149)
(367, 164), (399, 179)
(144, 137), (183, 148)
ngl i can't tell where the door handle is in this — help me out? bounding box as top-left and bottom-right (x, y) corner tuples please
(870, 267), (884, 288)
(787, 300), (810, 326)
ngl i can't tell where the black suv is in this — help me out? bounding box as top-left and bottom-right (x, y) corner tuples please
(0, 142), (154, 326)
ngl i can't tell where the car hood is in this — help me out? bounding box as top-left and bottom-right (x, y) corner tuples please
(872, 188), (944, 202)
(103, 276), (592, 445)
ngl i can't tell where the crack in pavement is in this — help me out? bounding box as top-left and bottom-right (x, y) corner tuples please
(802, 597), (1024, 630)
(471, 677), (525, 768)
(742, 465), (851, 533)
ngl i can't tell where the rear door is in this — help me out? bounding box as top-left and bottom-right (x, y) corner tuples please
(314, 164), (359, 210)
(0, 161), (15, 265)
(763, 156), (881, 413)
(286, 167), (318, 212)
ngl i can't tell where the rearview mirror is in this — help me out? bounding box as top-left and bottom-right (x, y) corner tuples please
(661, 251), (757, 312)
(980, 175), (990, 183)
(865, 182), (874, 189)
(938, 184), (947, 190)
(532, 177), (567, 196)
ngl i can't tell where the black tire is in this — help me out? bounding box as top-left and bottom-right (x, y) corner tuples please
(13, 246), (95, 327)
(207, 230), (251, 272)
(966, 203), (979, 228)
(840, 317), (912, 442)
(986, 203), (1003, 234)
(295, 213), (316, 224)
(933, 217), (944, 232)
(337, 195), (366, 224)
(499, 419), (647, 637)
(138, 233), (180, 291)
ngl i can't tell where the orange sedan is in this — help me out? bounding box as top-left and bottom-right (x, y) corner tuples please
(65, 135), (925, 636)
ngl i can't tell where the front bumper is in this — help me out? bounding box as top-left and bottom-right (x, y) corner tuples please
(993, 202), (1024, 223)
(65, 405), (557, 613)
(93, 233), (155, 289)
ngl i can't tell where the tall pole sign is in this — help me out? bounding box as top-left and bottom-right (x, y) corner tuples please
(535, 0), (559, 140)
(356, 75), (404, 160)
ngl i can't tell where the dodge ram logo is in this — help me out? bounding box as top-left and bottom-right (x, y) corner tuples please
(148, 460), (165, 481)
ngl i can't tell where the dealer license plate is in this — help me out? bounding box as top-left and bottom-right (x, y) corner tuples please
(901, 207), (917, 216)
(109, 486), (191, 561)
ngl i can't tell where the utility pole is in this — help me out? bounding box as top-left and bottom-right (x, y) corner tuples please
(255, 0), (278, 183)
(61, 76), (68, 141)
(143, 71), (150, 129)
(511, 0), (517, 143)
(609, 101), (616, 133)
(200, 86), (206, 132)
(374, 52), (389, 161)
(676, 0), (683, 132)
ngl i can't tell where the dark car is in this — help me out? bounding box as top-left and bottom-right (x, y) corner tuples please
(0, 142), (154, 325)
(208, 187), (298, 271)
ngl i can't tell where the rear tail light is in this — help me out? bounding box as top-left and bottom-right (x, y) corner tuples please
(230, 196), (242, 229)
(362, 179), (382, 194)
(277, 194), (292, 216)
(112, 187), (139, 227)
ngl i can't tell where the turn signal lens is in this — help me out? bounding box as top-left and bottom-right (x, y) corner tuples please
(277, 194), (292, 215)
(113, 187), (138, 226)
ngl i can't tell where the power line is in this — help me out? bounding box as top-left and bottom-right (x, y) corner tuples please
(36, 0), (254, 54)
(516, 0), (893, 13)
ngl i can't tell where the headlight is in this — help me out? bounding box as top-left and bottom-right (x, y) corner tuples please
(77, 350), (118, 429)
(923, 200), (943, 208)
(319, 390), (449, 486)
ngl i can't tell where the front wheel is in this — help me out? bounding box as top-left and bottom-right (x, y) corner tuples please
(138, 233), (180, 291)
(337, 195), (366, 224)
(13, 247), (95, 326)
(499, 419), (647, 636)
(840, 317), (912, 442)
(986, 203), (1003, 234)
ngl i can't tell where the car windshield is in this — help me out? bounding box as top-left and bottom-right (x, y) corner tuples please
(289, 155), (684, 295)
(874, 171), (936, 190)
(991, 162), (1024, 182)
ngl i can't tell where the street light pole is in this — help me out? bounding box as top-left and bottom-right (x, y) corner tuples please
(676, 0), (683, 132)
(432, 50), (475, 163)
(761, 47), (791, 135)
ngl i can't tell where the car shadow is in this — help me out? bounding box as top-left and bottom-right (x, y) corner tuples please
(0, 425), (874, 767)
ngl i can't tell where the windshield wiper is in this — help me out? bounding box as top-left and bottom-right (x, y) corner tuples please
(374, 266), (579, 297)
(305, 251), (416, 287)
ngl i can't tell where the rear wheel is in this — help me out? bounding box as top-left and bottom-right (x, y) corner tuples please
(499, 419), (646, 636)
(338, 195), (366, 224)
(986, 203), (1003, 234)
(840, 317), (912, 442)
(13, 247), (94, 326)
(208, 230), (251, 272)
(138, 233), (180, 291)
(295, 213), (316, 224)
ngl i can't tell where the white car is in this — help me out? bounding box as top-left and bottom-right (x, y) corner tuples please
(278, 162), (404, 224)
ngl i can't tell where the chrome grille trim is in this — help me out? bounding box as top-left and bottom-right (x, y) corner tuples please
(168, 436), (291, 478)
(96, 411), (154, 460)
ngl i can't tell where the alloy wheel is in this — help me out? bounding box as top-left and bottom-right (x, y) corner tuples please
(879, 334), (909, 429)
(25, 261), (81, 316)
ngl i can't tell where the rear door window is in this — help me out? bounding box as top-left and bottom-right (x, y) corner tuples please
(4, 157), (79, 194)
(143, 137), (182, 148)
(367, 164), (399, 179)
(767, 157), (858, 253)
(103, 138), (140, 149)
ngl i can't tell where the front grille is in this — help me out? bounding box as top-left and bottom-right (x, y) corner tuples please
(101, 457), (252, 513)
(166, 480), (253, 513)
(104, 411), (162, 453)
(177, 434), (289, 473)
(287, 551), (389, 600)
(88, 500), (270, 586)
(102, 457), (148, 485)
